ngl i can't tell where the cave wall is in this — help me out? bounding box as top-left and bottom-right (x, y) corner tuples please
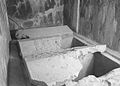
(6, 0), (64, 30)
(64, 0), (78, 32)
(78, 0), (120, 52)
(0, 0), (11, 86)
(64, 0), (120, 53)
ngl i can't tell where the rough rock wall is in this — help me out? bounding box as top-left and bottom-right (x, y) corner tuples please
(0, 0), (11, 86)
(64, 0), (78, 32)
(6, 0), (64, 30)
(64, 0), (120, 52)
(78, 0), (120, 52)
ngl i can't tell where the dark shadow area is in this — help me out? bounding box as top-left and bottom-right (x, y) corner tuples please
(72, 38), (120, 80)
(93, 52), (120, 77)
(8, 41), (31, 86)
(71, 38), (87, 47)
(63, 0), (77, 32)
(10, 30), (17, 40)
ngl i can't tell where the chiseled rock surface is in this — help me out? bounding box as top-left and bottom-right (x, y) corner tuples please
(0, 0), (11, 86)
(26, 47), (83, 86)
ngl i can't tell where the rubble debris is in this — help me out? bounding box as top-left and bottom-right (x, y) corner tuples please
(63, 67), (120, 86)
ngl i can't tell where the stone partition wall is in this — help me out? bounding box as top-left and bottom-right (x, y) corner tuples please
(6, 0), (64, 30)
(0, 0), (11, 86)
(64, 0), (78, 32)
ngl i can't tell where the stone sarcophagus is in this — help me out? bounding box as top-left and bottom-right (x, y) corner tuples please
(18, 25), (120, 86)
(17, 25), (73, 57)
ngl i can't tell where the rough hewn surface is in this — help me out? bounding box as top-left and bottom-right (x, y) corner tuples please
(0, 0), (11, 86)
(6, 0), (63, 30)
(21, 45), (106, 86)
(78, 0), (120, 52)
(27, 49), (83, 86)
(64, 0), (120, 53)
(64, 0), (78, 32)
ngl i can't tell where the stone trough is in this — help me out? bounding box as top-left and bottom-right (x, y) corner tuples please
(17, 26), (120, 86)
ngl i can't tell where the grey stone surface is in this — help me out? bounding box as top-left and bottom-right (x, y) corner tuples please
(64, 67), (120, 86)
(6, 0), (64, 30)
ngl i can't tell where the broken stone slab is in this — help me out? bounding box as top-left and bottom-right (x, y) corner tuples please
(23, 45), (106, 86)
(72, 75), (108, 86)
(66, 67), (120, 86)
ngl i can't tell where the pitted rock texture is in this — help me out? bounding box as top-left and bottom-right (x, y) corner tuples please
(6, 0), (63, 30)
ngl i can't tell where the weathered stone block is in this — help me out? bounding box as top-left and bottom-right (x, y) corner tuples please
(26, 49), (83, 86)
(18, 25), (73, 57)
(19, 36), (62, 57)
